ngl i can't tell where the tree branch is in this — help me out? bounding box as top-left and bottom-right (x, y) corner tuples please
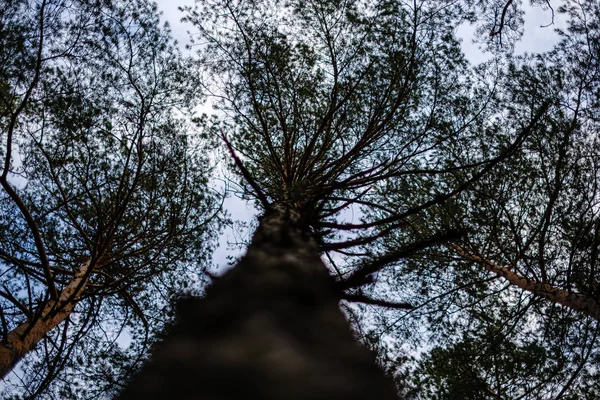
(341, 293), (414, 310)
(222, 131), (270, 209)
(342, 229), (465, 289)
(490, 0), (515, 38)
(451, 244), (600, 322)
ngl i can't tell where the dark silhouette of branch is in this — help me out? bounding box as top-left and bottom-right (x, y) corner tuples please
(490, 0), (515, 38)
(221, 131), (270, 209)
(0, 0), (58, 301)
(540, 0), (555, 28)
(341, 293), (414, 310)
(0, 289), (32, 319)
(342, 229), (465, 289)
(320, 98), (552, 242)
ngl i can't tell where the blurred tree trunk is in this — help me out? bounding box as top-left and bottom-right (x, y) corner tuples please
(0, 261), (91, 378)
(119, 203), (398, 400)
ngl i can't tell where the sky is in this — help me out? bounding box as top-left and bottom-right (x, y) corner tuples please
(152, 0), (566, 273)
(156, 0), (566, 59)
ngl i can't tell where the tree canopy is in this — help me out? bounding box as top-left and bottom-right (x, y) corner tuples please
(173, 0), (600, 398)
(0, 0), (222, 397)
(4, 0), (600, 398)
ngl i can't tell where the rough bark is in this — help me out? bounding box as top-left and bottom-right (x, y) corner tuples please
(452, 245), (600, 321)
(118, 203), (398, 400)
(0, 261), (91, 378)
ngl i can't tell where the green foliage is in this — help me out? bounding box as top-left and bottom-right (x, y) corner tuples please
(415, 334), (549, 399)
(0, 0), (222, 397)
(181, 0), (600, 398)
(183, 0), (474, 229)
(354, 2), (600, 399)
(23, 0), (594, 398)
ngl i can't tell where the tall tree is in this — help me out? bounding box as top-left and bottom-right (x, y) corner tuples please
(119, 0), (552, 398)
(353, 2), (600, 398)
(0, 0), (221, 397)
(457, 0), (600, 323)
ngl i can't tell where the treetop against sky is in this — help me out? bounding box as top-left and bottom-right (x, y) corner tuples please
(2, 0), (600, 399)
(122, 0), (600, 398)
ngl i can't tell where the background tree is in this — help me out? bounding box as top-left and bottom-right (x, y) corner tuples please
(119, 0), (554, 398)
(353, 1), (600, 398)
(0, 0), (222, 397)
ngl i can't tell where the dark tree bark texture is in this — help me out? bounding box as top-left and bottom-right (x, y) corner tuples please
(118, 203), (398, 400)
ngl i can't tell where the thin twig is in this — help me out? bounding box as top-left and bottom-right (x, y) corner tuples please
(540, 0), (555, 28)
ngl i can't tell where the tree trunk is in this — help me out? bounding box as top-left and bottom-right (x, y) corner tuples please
(451, 245), (600, 321)
(118, 203), (398, 400)
(0, 261), (91, 378)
